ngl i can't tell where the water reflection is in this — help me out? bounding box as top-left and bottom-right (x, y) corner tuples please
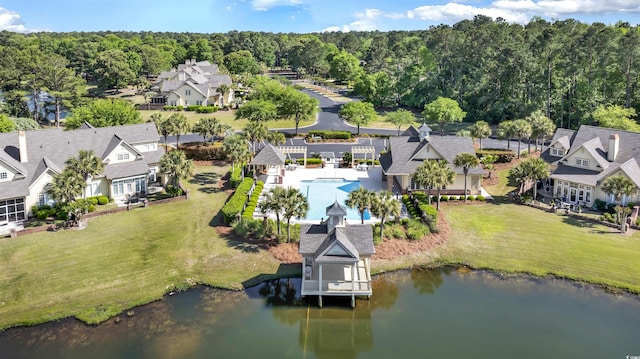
(1, 269), (639, 359)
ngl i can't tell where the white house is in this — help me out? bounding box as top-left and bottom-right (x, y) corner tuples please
(152, 59), (234, 108)
(0, 122), (163, 232)
(542, 125), (640, 206)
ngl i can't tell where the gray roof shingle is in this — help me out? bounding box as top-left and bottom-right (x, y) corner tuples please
(299, 224), (375, 258)
(249, 144), (286, 166)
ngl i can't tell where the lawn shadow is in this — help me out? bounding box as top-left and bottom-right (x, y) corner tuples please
(189, 172), (221, 185)
(561, 216), (598, 228)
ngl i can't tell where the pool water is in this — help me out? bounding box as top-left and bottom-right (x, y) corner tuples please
(300, 179), (371, 221)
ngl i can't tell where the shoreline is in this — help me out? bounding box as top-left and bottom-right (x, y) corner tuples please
(1, 263), (639, 334)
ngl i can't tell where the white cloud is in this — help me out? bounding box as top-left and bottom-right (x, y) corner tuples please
(251, 0), (303, 11)
(0, 7), (40, 33)
(407, 3), (529, 24)
(322, 8), (406, 32)
(322, 0), (640, 33)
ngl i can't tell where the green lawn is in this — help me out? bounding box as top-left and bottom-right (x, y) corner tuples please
(3, 163), (640, 330)
(138, 110), (314, 131)
(0, 164), (287, 330)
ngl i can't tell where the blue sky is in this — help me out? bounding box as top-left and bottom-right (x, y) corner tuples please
(0, 0), (639, 33)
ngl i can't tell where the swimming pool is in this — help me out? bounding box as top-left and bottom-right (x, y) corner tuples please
(300, 179), (371, 221)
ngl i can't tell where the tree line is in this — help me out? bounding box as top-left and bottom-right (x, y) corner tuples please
(0, 15), (638, 130)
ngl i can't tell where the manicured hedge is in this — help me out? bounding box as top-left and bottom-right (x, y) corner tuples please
(229, 163), (244, 188)
(182, 144), (226, 160)
(242, 181), (264, 218)
(221, 178), (255, 224)
(295, 158), (323, 165)
(476, 149), (516, 163)
(307, 130), (352, 140)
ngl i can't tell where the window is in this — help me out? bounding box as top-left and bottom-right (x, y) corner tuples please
(575, 158), (590, 167)
(112, 176), (147, 197)
(117, 153), (130, 161)
(551, 148), (565, 157)
(185, 89), (191, 96)
(170, 100), (177, 106)
(196, 100), (202, 106)
(0, 172), (7, 179)
(0, 198), (25, 222)
(144, 143), (156, 151)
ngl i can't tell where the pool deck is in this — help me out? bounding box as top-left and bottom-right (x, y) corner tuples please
(258, 166), (386, 225)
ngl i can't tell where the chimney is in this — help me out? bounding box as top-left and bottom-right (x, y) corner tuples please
(18, 131), (28, 163)
(608, 133), (619, 162)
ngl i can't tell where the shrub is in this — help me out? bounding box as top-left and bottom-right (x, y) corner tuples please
(476, 149), (516, 163)
(383, 223), (406, 240)
(88, 205), (96, 213)
(594, 199), (607, 212)
(97, 196), (109, 205)
(405, 219), (430, 240)
(166, 185), (183, 197)
(185, 105), (200, 111)
(87, 197), (99, 205)
(476, 195), (485, 201)
(233, 218), (266, 239)
(56, 209), (68, 220)
(440, 196), (449, 202)
(196, 106), (218, 113)
(297, 158), (323, 165)
(221, 177), (255, 224)
(603, 212), (615, 223)
(229, 164), (244, 188)
(467, 195), (476, 201)
(307, 130), (352, 140)
(182, 144), (226, 161)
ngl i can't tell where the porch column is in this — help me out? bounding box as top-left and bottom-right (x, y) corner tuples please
(301, 258), (306, 291)
(352, 263), (356, 292)
(318, 263), (323, 292)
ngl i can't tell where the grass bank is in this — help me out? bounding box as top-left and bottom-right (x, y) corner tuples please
(0, 164), (288, 330)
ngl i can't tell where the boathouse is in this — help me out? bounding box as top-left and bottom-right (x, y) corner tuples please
(299, 200), (375, 307)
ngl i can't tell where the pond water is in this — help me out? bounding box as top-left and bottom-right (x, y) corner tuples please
(1, 268), (639, 359)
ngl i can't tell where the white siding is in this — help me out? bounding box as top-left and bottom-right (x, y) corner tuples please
(0, 162), (20, 182)
(564, 147), (601, 171)
(105, 144), (138, 164)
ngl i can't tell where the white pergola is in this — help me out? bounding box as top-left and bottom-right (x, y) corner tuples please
(277, 146), (307, 166)
(350, 146), (376, 167)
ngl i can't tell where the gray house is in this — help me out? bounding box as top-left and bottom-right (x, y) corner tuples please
(0, 123), (163, 233)
(541, 125), (640, 206)
(379, 124), (484, 195)
(299, 201), (375, 308)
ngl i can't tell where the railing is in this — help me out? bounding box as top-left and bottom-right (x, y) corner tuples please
(302, 280), (372, 294)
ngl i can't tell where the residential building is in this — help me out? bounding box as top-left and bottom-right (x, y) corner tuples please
(542, 125), (640, 206)
(379, 124), (484, 195)
(299, 200), (375, 308)
(0, 123), (163, 231)
(151, 59), (233, 108)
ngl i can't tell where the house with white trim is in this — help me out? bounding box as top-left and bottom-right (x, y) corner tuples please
(0, 122), (163, 233)
(541, 125), (640, 206)
(151, 59), (234, 108)
(379, 124), (485, 195)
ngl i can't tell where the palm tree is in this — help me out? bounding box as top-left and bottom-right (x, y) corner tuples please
(216, 84), (229, 106)
(281, 187), (309, 242)
(65, 150), (105, 199)
(529, 111), (556, 152)
(520, 157), (550, 200)
(432, 160), (456, 210)
(167, 113), (189, 149)
(152, 114), (171, 153)
(371, 191), (401, 241)
(243, 121), (269, 153)
(470, 120), (492, 150)
(512, 119), (532, 158)
(345, 186), (374, 224)
(159, 150), (194, 188)
(266, 131), (286, 146)
(453, 152), (480, 202)
(259, 186), (287, 237)
(223, 134), (251, 174)
(497, 120), (515, 151)
(601, 176), (639, 233)
(193, 117), (223, 144)
(480, 155), (498, 179)
(413, 160), (438, 204)
(46, 168), (85, 204)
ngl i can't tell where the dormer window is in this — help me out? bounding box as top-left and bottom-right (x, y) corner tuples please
(575, 158), (590, 167)
(117, 153), (130, 161)
(551, 148), (565, 157)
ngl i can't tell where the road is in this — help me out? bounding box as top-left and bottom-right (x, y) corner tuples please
(163, 88), (524, 159)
